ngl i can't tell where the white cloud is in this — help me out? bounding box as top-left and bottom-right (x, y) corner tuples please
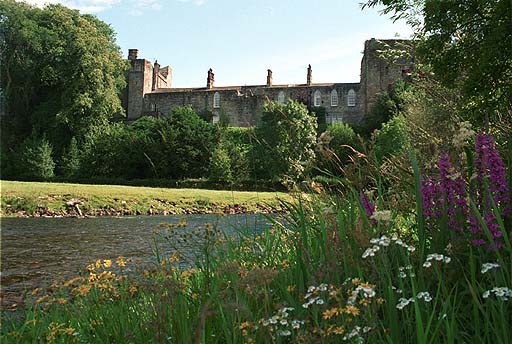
(16, 0), (121, 13)
(177, 0), (206, 6)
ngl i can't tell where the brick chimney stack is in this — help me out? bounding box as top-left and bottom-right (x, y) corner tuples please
(307, 64), (312, 85)
(266, 69), (273, 87)
(207, 68), (215, 89)
(128, 49), (139, 60)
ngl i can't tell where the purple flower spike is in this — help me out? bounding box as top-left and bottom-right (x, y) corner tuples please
(360, 192), (376, 225)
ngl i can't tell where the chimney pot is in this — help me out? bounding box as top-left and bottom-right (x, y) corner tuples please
(266, 69), (273, 87)
(128, 49), (139, 60)
(207, 68), (215, 89)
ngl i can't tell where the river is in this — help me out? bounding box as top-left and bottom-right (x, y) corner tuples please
(0, 214), (272, 308)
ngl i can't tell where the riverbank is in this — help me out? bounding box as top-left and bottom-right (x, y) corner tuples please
(0, 181), (290, 217)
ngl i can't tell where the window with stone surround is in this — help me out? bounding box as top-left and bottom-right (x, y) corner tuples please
(314, 90), (321, 107)
(277, 91), (285, 104)
(347, 89), (356, 107)
(213, 92), (220, 108)
(330, 89), (338, 107)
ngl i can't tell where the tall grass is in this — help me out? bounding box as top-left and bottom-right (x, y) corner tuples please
(1, 134), (510, 343)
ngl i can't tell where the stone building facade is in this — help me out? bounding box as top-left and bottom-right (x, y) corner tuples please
(124, 39), (413, 126)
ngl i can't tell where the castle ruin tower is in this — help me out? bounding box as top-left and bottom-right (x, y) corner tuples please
(207, 69), (215, 89)
(266, 69), (273, 87)
(360, 38), (414, 118)
(307, 64), (312, 85)
(126, 49), (154, 120)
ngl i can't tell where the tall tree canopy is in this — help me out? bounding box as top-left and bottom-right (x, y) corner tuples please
(363, 0), (512, 122)
(0, 0), (127, 151)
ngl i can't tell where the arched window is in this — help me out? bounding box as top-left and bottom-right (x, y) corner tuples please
(213, 92), (220, 108)
(314, 90), (321, 107)
(330, 89), (338, 107)
(277, 91), (285, 104)
(347, 89), (356, 107)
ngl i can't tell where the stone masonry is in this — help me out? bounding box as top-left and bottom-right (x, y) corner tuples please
(124, 39), (413, 126)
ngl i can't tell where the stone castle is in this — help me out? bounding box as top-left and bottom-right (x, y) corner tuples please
(123, 39), (413, 126)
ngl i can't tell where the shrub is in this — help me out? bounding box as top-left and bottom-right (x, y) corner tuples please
(16, 135), (55, 181)
(59, 137), (80, 178)
(253, 100), (317, 185)
(318, 122), (359, 169)
(374, 115), (410, 162)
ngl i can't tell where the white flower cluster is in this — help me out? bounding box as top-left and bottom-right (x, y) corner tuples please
(391, 285), (403, 294)
(423, 253), (451, 268)
(481, 262), (500, 274)
(452, 121), (475, 148)
(399, 265), (414, 279)
(396, 297), (415, 310)
(261, 307), (304, 336)
(347, 284), (376, 305)
(416, 291), (432, 302)
(370, 210), (392, 223)
(482, 287), (512, 301)
(362, 236), (415, 259)
(302, 283), (328, 308)
(342, 326), (372, 342)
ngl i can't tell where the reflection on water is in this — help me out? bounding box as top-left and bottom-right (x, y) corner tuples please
(0, 214), (271, 308)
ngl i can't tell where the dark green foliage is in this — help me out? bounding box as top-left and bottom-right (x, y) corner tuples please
(374, 115), (410, 162)
(0, 0), (127, 155)
(158, 106), (216, 179)
(16, 135), (55, 180)
(363, 0), (512, 124)
(59, 136), (80, 178)
(253, 100), (317, 185)
(367, 79), (409, 132)
(318, 122), (360, 171)
(77, 108), (216, 181)
(209, 141), (233, 183)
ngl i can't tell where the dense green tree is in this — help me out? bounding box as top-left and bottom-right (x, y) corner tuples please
(374, 115), (411, 162)
(209, 141), (233, 183)
(59, 136), (80, 178)
(16, 135), (55, 180)
(253, 100), (317, 185)
(317, 122), (360, 172)
(363, 0), (512, 123)
(156, 106), (217, 179)
(0, 0), (127, 153)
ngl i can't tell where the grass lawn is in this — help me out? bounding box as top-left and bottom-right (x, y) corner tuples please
(0, 180), (290, 216)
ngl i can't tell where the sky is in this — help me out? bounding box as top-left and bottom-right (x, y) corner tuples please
(19, 0), (413, 88)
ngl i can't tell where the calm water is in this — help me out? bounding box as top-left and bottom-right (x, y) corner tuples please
(0, 214), (272, 308)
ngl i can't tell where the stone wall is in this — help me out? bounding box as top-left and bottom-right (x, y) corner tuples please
(125, 39), (413, 126)
(143, 83), (363, 127)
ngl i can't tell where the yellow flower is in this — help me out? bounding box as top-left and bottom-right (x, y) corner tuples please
(74, 285), (91, 296)
(181, 268), (197, 279)
(323, 307), (341, 320)
(37, 295), (49, 303)
(287, 285), (296, 292)
(103, 259), (112, 268)
(351, 278), (361, 285)
(95, 260), (101, 269)
(239, 321), (252, 330)
(56, 298), (67, 305)
(377, 297), (385, 304)
(31, 288), (41, 295)
(116, 256), (126, 267)
(64, 277), (83, 287)
(63, 327), (75, 335)
(344, 305), (360, 316)
(129, 286), (138, 294)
